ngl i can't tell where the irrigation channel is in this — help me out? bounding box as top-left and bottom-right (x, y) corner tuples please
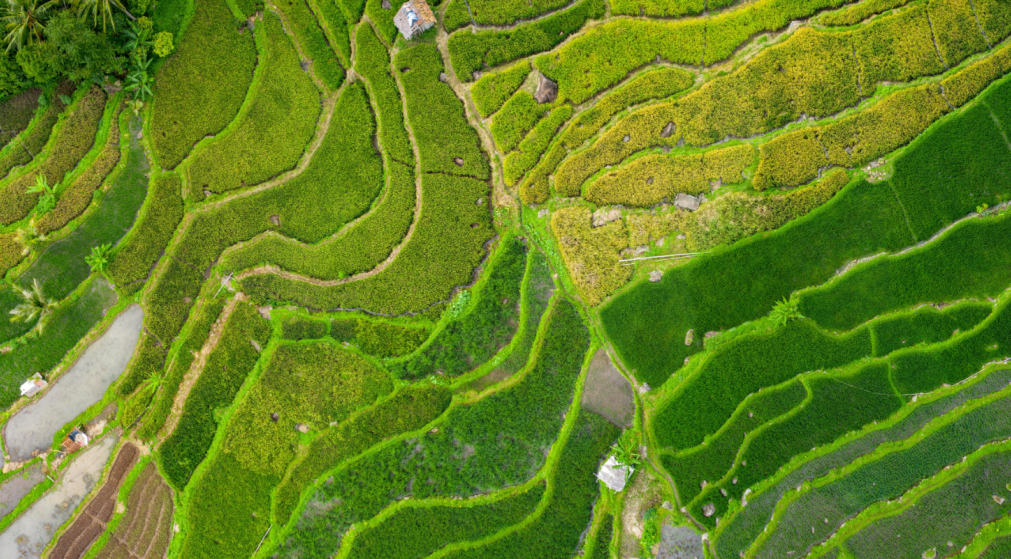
(3, 305), (144, 462)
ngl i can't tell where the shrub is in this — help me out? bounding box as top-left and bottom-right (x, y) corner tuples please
(219, 161), (415, 280)
(137, 296), (228, 440)
(503, 105), (571, 186)
(108, 174), (184, 294)
(240, 173), (492, 315)
(277, 299), (590, 555)
(447, 411), (620, 559)
(186, 13), (322, 200)
(275, 0), (345, 90)
(448, 0), (605, 82)
(652, 319), (872, 451)
(158, 302), (271, 489)
(355, 22), (413, 165)
(396, 45), (489, 179)
(393, 237), (526, 379)
(0, 86), (108, 226)
(583, 144), (753, 206)
(471, 60), (531, 118)
(491, 92), (550, 153)
(0, 278), (117, 410)
(552, 206), (632, 306)
(150, 0), (257, 169)
(347, 483), (546, 558)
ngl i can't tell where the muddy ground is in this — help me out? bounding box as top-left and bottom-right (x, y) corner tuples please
(581, 349), (634, 427)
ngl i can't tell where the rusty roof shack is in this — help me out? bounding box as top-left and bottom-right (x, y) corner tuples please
(394, 0), (436, 41)
(60, 428), (90, 456)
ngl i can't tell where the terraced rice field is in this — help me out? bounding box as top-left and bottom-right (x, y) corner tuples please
(0, 0), (1006, 556)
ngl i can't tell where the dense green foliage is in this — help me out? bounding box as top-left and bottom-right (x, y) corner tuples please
(394, 237), (526, 379)
(354, 23), (412, 165)
(274, 0), (345, 90)
(471, 61), (531, 118)
(186, 13), (321, 199)
(347, 483), (546, 558)
(159, 302), (271, 489)
(151, 0), (257, 169)
(108, 173), (184, 293)
(278, 299), (589, 555)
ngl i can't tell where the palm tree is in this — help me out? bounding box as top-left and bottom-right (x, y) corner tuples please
(26, 174), (56, 214)
(1, 0), (56, 53)
(10, 278), (55, 334)
(74, 0), (133, 32)
(15, 222), (45, 256)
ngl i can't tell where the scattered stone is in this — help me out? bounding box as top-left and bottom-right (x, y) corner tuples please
(453, 157), (465, 167)
(250, 339), (262, 352)
(269, 214), (280, 226)
(633, 245), (649, 256)
(685, 329), (694, 346)
(676, 233), (686, 240)
(649, 270), (663, 283)
(592, 206), (622, 227)
(655, 237), (665, 247)
(271, 412), (279, 422)
(622, 134), (630, 143)
(710, 178), (722, 191)
(439, 72), (448, 83)
(674, 193), (701, 211)
(702, 503), (716, 517)
(134, 129), (143, 140)
(472, 71), (482, 80)
(538, 208), (549, 219)
(300, 60), (311, 72)
(698, 193), (708, 205)
(296, 423), (310, 434)
(382, 0), (390, 8)
(534, 72), (558, 104)
(720, 488), (728, 497)
(638, 383), (651, 394)
(732, 477), (738, 485)
(103, 81), (123, 95)
(476, 198), (483, 205)
(660, 121), (676, 138)
(684, 357), (690, 365)
(257, 305), (272, 320)
(662, 501), (673, 510)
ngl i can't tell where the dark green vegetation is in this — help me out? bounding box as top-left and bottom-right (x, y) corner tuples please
(394, 237), (526, 379)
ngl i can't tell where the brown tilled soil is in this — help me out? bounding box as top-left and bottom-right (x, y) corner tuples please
(581, 349), (635, 427)
(96, 461), (174, 559)
(49, 442), (140, 559)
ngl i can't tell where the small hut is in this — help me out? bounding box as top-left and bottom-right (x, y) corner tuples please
(19, 373), (47, 398)
(61, 428), (90, 455)
(394, 0), (436, 41)
(597, 456), (634, 492)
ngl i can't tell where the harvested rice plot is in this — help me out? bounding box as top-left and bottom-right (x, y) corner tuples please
(95, 462), (174, 559)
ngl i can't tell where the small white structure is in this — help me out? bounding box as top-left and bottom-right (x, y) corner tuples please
(19, 373), (47, 397)
(597, 456), (634, 492)
(394, 0), (436, 40)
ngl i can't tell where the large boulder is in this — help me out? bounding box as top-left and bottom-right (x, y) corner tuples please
(534, 72), (558, 104)
(674, 193), (701, 211)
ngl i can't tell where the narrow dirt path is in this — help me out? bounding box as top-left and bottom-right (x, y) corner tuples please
(157, 293), (246, 443)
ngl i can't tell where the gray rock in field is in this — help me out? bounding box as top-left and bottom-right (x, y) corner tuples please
(676, 233), (686, 240)
(660, 121), (676, 138)
(638, 383), (651, 394)
(534, 72), (558, 104)
(592, 207), (621, 227)
(684, 329), (694, 346)
(702, 503), (716, 517)
(296, 423), (310, 434)
(698, 193), (708, 205)
(649, 270), (663, 283)
(439, 72), (448, 83)
(674, 193), (701, 211)
(382, 0), (391, 8)
(655, 237), (665, 247)
(537, 208), (549, 219)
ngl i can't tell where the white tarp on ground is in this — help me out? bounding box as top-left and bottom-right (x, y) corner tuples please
(597, 456), (634, 492)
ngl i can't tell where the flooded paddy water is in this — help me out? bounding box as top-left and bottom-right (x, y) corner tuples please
(0, 433), (117, 558)
(4, 306), (144, 462)
(0, 463), (45, 519)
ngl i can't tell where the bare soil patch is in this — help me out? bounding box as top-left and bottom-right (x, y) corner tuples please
(96, 461), (173, 559)
(581, 349), (634, 427)
(49, 443), (140, 559)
